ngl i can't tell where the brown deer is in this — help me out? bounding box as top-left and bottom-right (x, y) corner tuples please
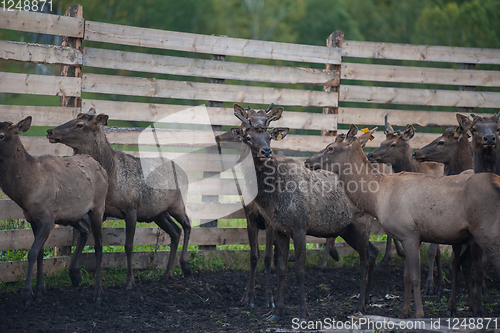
(47, 112), (191, 290)
(457, 112), (500, 175)
(229, 105), (378, 322)
(367, 119), (445, 296)
(304, 124), (500, 318)
(0, 117), (108, 308)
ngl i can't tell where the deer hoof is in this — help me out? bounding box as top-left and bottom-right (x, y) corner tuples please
(266, 312), (280, 322)
(69, 269), (82, 287)
(21, 289), (33, 309)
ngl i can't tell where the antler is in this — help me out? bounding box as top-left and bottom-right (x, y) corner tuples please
(234, 112), (250, 126)
(384, 113), (395, 134)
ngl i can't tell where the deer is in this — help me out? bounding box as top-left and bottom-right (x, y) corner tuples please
(366, 117), (445, 296)
(0, 117), (108, 308)
(304, 124), (500, 318)
(413, 122), (477, 315)
(46, 112), (191, 290)
(457, 112), (500, 175)
(228, 105), (379, 322)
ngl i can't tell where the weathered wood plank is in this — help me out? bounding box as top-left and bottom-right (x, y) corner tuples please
(0, 105), (80, 126)
(342, 62), (500, 87)
(84, 21), (341, 64)
(338, 108), (495, 127)
(83, 47), (339, 86)
(0, 10), (84, 38)
(0, 226), (74, 251)
(20, 136), (74, 156)
(340, 85), (500, 108)
(82, 73), (338, 107)
(0, 72), (81, 97)
(0, 199), (23, 220)
(342, 40), (500, 65)
(0, 40), (82, 66)
(0, 256), (71, 283)
(82, 99), (338, 131)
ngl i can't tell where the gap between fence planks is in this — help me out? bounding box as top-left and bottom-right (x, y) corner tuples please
(83, 47), (339, 86)
(0, 72), (81, 97)
(342, 40), (500, 65)
(342, 62), (500, 87)
(340, 85), (500, 108)
(0, 40), (82, 66)
(84, 21), (342, 65)
(0, 10), (83, 38)
(81, 73), (339, 108)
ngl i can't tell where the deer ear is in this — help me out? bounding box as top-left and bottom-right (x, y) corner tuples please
(345, 124), (358, 144)
(234, 104), (248, 119)
(494, 111), (500, 125)
(270, 127), (289, 141)
(358, 127), (378, 148)
(456, 113), (472, 131)
(76, 113), (87, 119)
(230, 127), (245, 141)
(94, 114), (109, 126)
(335, 133), (346, 143)
(402, 124), (415, 141)
(266, 107), (284, 121)
(12, 116), (32, 134)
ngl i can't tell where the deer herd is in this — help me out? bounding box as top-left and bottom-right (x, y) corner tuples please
(1, 103), (500, 322)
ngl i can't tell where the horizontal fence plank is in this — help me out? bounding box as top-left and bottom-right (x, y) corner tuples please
(0, 40), (82, 66)
(84, 21), (341, 65)
(338, 108), (495, 127)
(0, 10), (84, 38)
(342, 62), (500, 87)
(0, 227), (73, 251)
(342, 40), (500, 65)
(82, 99), (338, 131)
(83, 47), (339, 86)
(0, 72), (81, 97)
(82, 73), (338, 107)
(20, 136), (74, 156)
(0, 105), (80, 126)
(339, 85), (500, 108)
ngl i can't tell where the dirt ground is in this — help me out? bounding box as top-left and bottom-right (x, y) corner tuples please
(1, 261), (499, 333)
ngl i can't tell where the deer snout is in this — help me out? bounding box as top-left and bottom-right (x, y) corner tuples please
(483, 134), (496, 146)
(46, 129), (53, 138)
(261, 147), (272, 158)
(46, 129), (60, 143)
(366, 152), (373, 160)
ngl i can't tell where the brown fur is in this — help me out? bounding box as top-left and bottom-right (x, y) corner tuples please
(305, 124), (500, 318)
(0, 117), (108, 308)
(47, 113), (191, 289)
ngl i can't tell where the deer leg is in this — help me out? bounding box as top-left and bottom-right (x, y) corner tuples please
(69, 216), (90, 287)
(267, 232), (289, 322)
(88, 209), (104, 303)
(24, 219), (53, 308)
(399, 240), (423, 318)
(242, 214), (259, 307)
(380, 236), (392, 266)
(123, 210), (138, 290)
(394, 239), (405, 258)
(293, 231), (309, 321)
(470, 241), (484, 317)
(155, 214), (181, 280)
(447, 244), (464, 316)
(424, 243), (439, 295)
(264, 224), (275, 308)
(434, 244), (444, 296)
(318, 238), (337, 270)
(168, 206), (192, 276)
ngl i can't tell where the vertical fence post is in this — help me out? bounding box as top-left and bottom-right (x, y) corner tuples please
(322, 30), (343, 137)
(319, 31), (343, 265)
(457, 63), (476, 115)
(54, 4), (83, 257)
(200, 46), (226, 251)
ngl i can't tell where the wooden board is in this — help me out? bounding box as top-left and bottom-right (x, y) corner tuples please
(342, 40), (500, 65)
(84, 21), (342, 65)
(20, 136), (74, 156)
(82, 73), (338, 108)
(0, 10), (83, 38)
(338, 108), (495, 127)
(340, 85), (500, 108)
(83, 47), (339, 86)
(342, 62), (500, 87)
(0, 40), (82, 66)
(0, 72), (81, 97)
(0, 105), (80, 126)
(81, 99), (338, 131)
(0, 226), (74, 251)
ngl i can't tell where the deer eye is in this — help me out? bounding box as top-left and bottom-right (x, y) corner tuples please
(390, 143), (397, 147)
(471, 127), (477, 133)
(245, 135), (252, 141)
(76, 123), (84, 129)
(327, 146), (333, 152)
(437, 141), (444, 146)
(0, 133), (4, 140)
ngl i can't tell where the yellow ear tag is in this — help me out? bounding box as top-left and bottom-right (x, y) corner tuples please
(276, 133), (283, 141)
(361, 128), (375, 141)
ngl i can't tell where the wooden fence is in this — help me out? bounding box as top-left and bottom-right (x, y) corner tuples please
(0, 6), (499, 282)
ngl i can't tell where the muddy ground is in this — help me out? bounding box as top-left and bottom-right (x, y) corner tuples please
(1, 260), (499, 332)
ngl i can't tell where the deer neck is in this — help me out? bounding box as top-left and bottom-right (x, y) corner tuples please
(446, 137), (473, 175)
(392, 148), (418, 173)
(72, 129), (116, 173)
(473, 149), (500, 175)
(336, 143), (382, 217)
